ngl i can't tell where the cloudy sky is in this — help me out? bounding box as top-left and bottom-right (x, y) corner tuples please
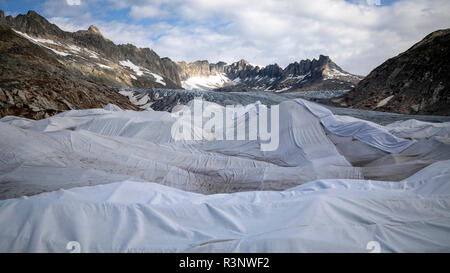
(1, 0), (449, 75)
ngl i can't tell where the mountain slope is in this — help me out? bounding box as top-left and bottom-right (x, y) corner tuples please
(0, 22), (139, 119)
(337, 29), (450, 115)
(0, 10), (181, 89)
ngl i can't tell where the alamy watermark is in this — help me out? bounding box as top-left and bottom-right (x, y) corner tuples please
(65, 240), (381, 253)
(170, 99), (280, 151)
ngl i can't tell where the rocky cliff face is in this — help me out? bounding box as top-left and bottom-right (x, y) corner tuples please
(175, 60), (214, 80)
(1, 10), (67, 38)
(337, 29), (450, 116)
(0, 23), (139, 119)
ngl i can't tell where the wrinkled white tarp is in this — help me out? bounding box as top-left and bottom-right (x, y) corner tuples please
(0, 100), (366, 199)
(1, 100), (450, 253)
(386, 119), (450, 139)
(295, 99), (416, 153)
(232, 100), (261, 119)
(0, 160), (449, 253)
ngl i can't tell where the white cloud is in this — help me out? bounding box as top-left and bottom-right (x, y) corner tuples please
(129, 3), (170, 19)
(46, 0), (450, 75)
(44, 0), (87, 17)
(66, 0), (81, 6)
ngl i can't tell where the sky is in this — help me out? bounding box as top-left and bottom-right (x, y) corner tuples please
(1, 0), (449, 75)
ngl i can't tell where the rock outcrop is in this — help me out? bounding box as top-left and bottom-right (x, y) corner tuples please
(337, 29), (450, 115)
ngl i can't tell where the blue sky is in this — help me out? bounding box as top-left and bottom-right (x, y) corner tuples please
(1, 0), (449, 75)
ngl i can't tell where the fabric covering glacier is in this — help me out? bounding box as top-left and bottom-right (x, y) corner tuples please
(0, 160), (449, 252)
(0, 99), (450, 252)
(295, 99), (415, 153)
(0, 99), (368, 198)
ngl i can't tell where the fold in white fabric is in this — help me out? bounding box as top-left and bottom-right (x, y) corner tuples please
(295, 99), (416, 153)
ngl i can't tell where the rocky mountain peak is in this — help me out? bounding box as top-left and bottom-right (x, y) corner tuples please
(237, 59), (250, 65)
(312, 55), (332, 68)
(22, 10), (51, 26)
(88, 25), (102, 36)
(259, 63), (283, 78)
(318, 54), (331, 63)
(311, 55), (349, 76)
(4, 10), (66, 38)
(282, 55), (344, 78)
(227, 59), (253, 71)
(26, 10), (39, 17)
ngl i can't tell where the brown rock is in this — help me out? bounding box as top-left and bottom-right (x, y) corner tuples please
(340, 28), (450, 115)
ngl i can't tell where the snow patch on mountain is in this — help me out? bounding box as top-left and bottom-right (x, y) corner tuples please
(377, 95), (394, 108)
(283, 74), (309, 82)
(119, 60), (145, 76)
(85, 49), (99, 59)
(119, 60), (166, 86)
(323, 68), (358, 80)
(150, 72), (166, 86)
(13, 29), (71, 56)
(13, 29), (102, 60)
(33, 37), (59, 45)
(67, 44), (82, 53)
(182, 73), (234, 90)
(275, 86), (292, 93)
(96, 63), (113, 70)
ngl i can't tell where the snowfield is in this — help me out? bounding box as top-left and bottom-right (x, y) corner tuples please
(0, 99), (449, 252)
(119, 59), (145, 76)
(119, 59), (166, 86)
(181, 73), (234, 90)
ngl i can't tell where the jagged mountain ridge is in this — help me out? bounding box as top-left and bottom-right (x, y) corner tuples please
(337, 28), (450, 115)
(0, 10), (181, 89)
(177, 56), (362, 92)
